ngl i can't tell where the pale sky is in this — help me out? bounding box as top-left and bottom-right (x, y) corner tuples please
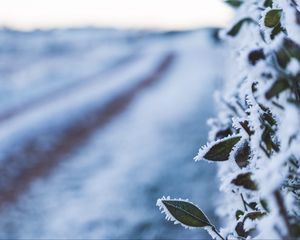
(0, 0), (233, 30)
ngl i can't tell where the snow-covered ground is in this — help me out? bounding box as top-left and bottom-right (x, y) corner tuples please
(0, 28), (224, 239)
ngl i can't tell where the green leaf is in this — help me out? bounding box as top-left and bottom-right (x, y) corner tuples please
(262, 127), (273, 152)
(245, 211), (266, 220)
(248, 49), (265, 65)
(262, 111), (277, 127)
(265, 78), (289, 99)
(236, 210), (244, 220)
(291, 223), (300, 236)
(235, 221), (249, 238)
(276, 38), (300, 68)
(215, 127), (232, 140)
(264, 9), (282, 28)
(225, 0), (243, 8)
(234, 140), (251, 169)
(264, 0), (273, 7)
(203, 136), (242, 161)
(276, 48), (290, 69)
(157, 198), (212, 228)
(248, 202), (258, 211)
(231, 172), (258, 190)
(270, 24), (284, 40)
(260, 199), (269, 212)
(235, 212), (263, 238)
(239, 120), (254, 136)
(227, 18), (253, 37)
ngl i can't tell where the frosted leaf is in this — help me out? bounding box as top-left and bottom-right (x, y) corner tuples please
(159, 0), (300, 238)
(194, 135), (242, 162)
(156, 197), (212, 229)
(264, 9), (282, 28)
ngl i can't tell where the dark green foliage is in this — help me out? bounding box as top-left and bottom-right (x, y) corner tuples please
(235, 221), (249, 238)
(161, 199), (212, 227)
(262, 127), (275, 152)
(235, 210), (244, 220)
(240, 120), (254, 136)
(264, 0), (273, 7)
(235, 211), (265, 238)
(215, 128), (233, 140)
(245, 211), (265, 220)
(291, 223), (300, 236)
(262, 111), (277, 127)
(227, 18), (253, 37)
(263, 9), (284, 39)
(234, 140), (250, 168)
(231, 172), (258, 190)
(270, 24), (285, 40)
(225, 0), (243, 8)
(158, 2), (300, 239)
(264, 9), (282, 28)
(248, 202), (258, 210)
(248, 49), (265, 65)
(260, 199), (269, 212)
(203, 136), (242, 161)
(276, 38), (300, 68)
(265, 78), (289, 99)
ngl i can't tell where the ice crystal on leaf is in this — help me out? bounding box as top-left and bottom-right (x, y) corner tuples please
(158, 0), (300, 239)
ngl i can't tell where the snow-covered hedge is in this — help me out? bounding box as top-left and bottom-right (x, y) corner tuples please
(157, 0), (300, 239)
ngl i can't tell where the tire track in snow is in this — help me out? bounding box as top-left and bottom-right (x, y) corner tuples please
(0, 52), (175, 208)
(0, 53), (139, 123)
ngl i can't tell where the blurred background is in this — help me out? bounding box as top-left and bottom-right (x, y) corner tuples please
(0, 1), (233, 239)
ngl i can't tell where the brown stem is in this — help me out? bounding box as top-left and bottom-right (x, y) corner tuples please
(211, 226), (225, 240)
(240, 193), (248, 211)
(274, 190), (293, 239)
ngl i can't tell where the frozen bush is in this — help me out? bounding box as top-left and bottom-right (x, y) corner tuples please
(157, 0), (300, 239)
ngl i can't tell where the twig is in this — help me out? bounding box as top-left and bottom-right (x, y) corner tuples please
(240, 193), (248, 211)
(274, 190), (293, 239)
(211, 226), (225, 240)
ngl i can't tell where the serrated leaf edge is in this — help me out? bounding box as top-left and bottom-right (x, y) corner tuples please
(156, 196), (212, 229)
(194, 134), (243, 162)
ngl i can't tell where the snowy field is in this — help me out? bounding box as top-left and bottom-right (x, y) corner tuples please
(0, 28), (224, 239)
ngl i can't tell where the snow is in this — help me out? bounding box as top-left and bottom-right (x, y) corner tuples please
(287, 58), (300, 75)
(0, 28), (224, 239)
(0, 29), (135, 111)
(203, 1), (300, 239)
(0, 44), (168, 154)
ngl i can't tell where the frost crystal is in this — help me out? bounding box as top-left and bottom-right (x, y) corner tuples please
(159, 1), (300, 239)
